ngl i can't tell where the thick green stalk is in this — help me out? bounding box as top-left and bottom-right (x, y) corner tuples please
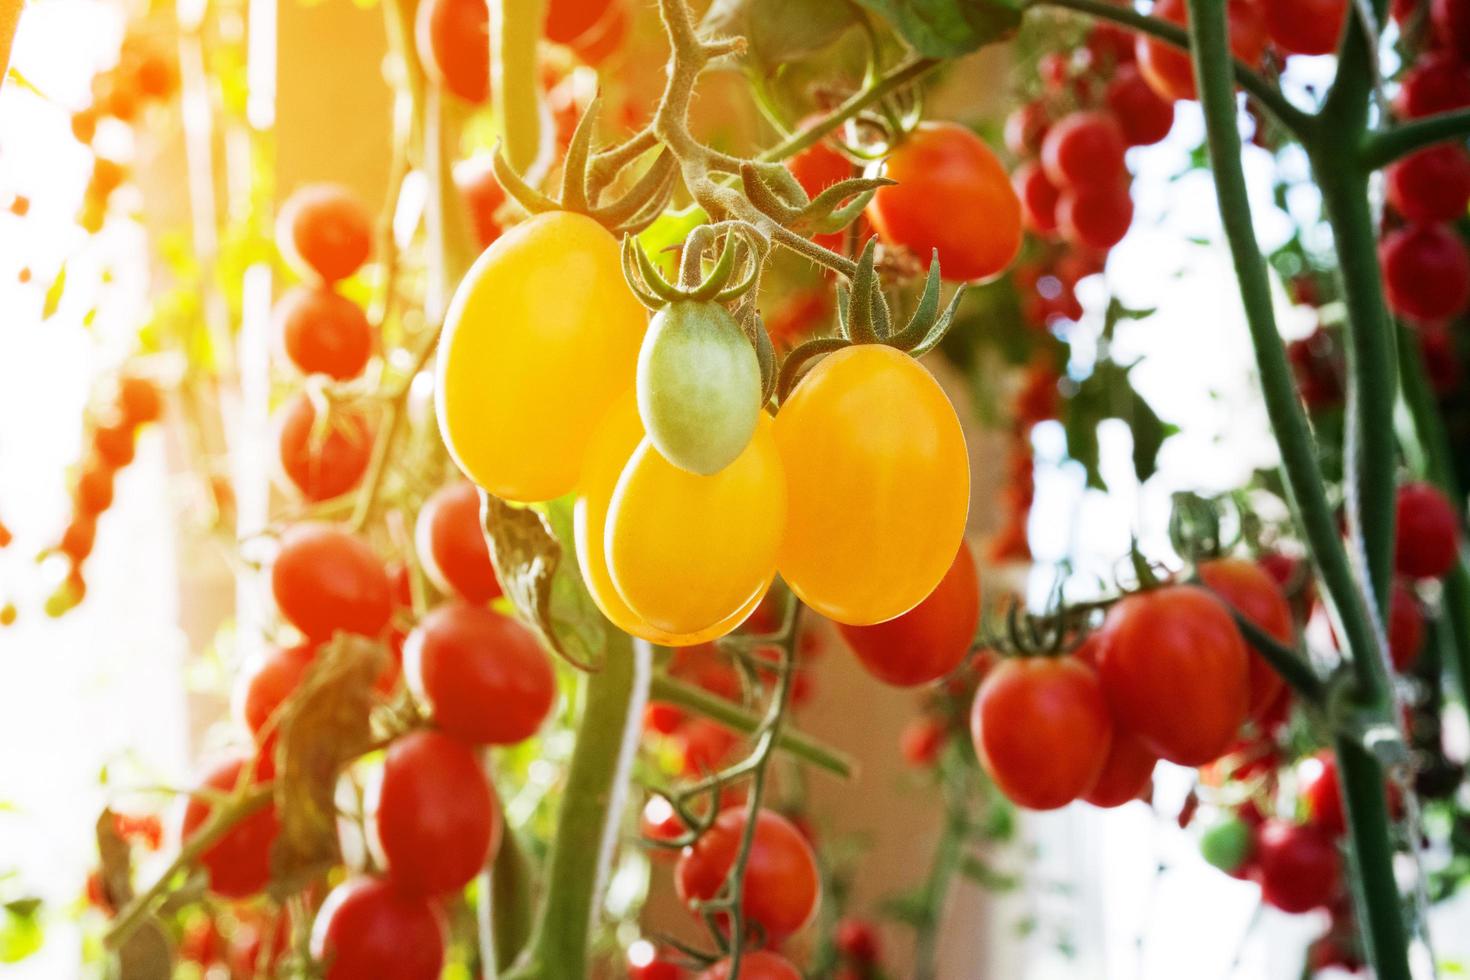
(504, 632), (648, 979)
(1183, 2), (1411, 976)
(1363, 107), (1470, 169)
(491, 0), (547, 175)
(489, 825), (534, 970)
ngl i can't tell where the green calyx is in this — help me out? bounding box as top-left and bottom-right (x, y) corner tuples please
(492, 97), (677, 236)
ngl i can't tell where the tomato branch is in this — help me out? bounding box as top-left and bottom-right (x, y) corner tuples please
(1362, 108), (1470, 169)
(1228, 609), (1326, 704)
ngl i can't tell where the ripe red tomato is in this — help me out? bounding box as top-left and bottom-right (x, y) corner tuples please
(276, 392), (374, 502)
(235, 643), (315, 754)
(274, 286), (374, 380)
(1435, 0), (1470, 58)
(1097, 585), (1249, 766)
(837, 918), (882, 962)
(1198, 558), (1292, 720)
(698, 952), (802, 980)
(1395, 52), (1470, 119)
(866, 122), (1022, 282)
(1057, 183), (1134, 251)
(544, 0), (616, 43)
(278, 183), (373, 284)
(1014, 161), (1060, 237)
(1388, 582), (1425, 671)
(272, 522), (392, 641)
(1264, 0), (1347, 55)
(1382, 223), (1470, 323)
(454, 155), (505, 249)
(1004, 100), (1050, 157)
(179, 754), (280, 899)
(75, 461), (116, 515)
(900, 715), (946, 767)
(569, 1), (628, 65)
(404, 602), (556, 745)
(1041, 111), (1126, 191)
(117, 375), (163, 426)
(310, 877), (444, 980)
(93, 422), (137, 469)
(416, 0), (489, 104)
(60, 516), (96, 563)
(675, 807), (820, 940)
(971, 656), (1112, 810)
(1253, 820), (1340, 913)
(1395, 481), (1462, 579)
(674, 718), (740, 776)
(1105, 64), (1175, 146)
(640, 795), (686, 857)
(375, 730), (499, 895)
(1386, 144), (1470, 223)
(1300, 751), (1348, 837)
(837, 540), (980, 687)
(415, 480), (502, 604)
(1137, 0), (1267, 102)
(1082, 728), (1157, 808)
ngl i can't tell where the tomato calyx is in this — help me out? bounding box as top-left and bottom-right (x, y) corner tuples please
(491, 96), (677, 237)
(738, 158), (890, 242)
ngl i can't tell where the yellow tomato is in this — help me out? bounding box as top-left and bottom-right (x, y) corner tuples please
(603, 412), (785, 637)
(436, 211), (647, 502)
(574, 392), (767, 646)
(774, 345), (970, 625)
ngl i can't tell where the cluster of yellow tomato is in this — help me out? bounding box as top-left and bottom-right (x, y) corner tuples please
(436, 210), (972, 642)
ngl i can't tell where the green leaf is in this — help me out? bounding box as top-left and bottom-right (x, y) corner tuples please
(854, 0), (1021, 57)
(480, 492), (607, 672)
(957, 854), (1020, 891)
(704, 0), (860, 73)
(42, 265), (66, 320)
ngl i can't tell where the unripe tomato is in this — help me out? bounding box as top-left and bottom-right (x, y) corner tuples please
(544, 0), (617, 43)
(437, 211), (647, 502)
(775, 346), (969, 626)
(1387, 144), (1470, 223)
(310, 877), (444, 980)
(698, 951), (802, 980)
(1395, 480), (1462, 579)
(1198, 557), (1292, 720)
(1381, 223), (1470, 323)
(971, 656), (1113, 810)
(1082, 728), (1157, 808)
(235, 643), (315, 754)
(454, 155), (505, 249)
(675, 807), (820, 940)
(416, 0), (489, 104)
(1105, 64), (1176, 146)
(415, 480), (502, 604)
(1097, 585), (1249, 766)
(1013, 161), (1060, 237)
(1057, 183), (1134, 251)
(1041, 111), (1126, 191)
(1395, 52), (1470, 119)
(274, 286), (374, 380)
(837, 540), (979, 687)
(1199, 813), (1255, 875)
(574, 393), (766, 645)
(1388, 582), (1425, 671)
(637, 301), (762, 476)
(179, 754), (280, 898)
(375, 730), (499, 895)
(1254, 820), (1340, 913)
(866, 122), (1022, 282)
(404, 602), (555, 744)
(1264, 0), (1348, 56)
(276, 392), (373, 502)
(278, 183), (372, 284)
(606, 413), (784, 635)
(1137, 0), (1267, 102)
(272, 523), (392, 641)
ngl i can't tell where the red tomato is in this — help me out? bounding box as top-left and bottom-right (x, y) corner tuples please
(278, 183), (373, 284)
(568, 0), (628, 64)
(1435, 0), (1470, 59)
(837, 918), (882, 962)
(971, 656), (1113, 810)
(643, 700), (685, 735)
(1014, 161), (1060, 237)
(1097, 585), (1249, 766)
(1057, 182), (1134, 250)
(235, 643), (315, 755)
(404, 602), (556, 744)
(1381, 224), (1470, 323)
(1388, 582), (1425, 671)
(1041, 111), (1126, 191)
(274, 286), (373, 381)
(787, 131), (854, 251)
(866, 122), (1022, 282)
(60, 516), (96, 563)
(1253, 820), (1340, 913)
(1395, 481), (1462, 579)
(272, 522), (392, 641)
(276, 392), (374, 502)
(675, 718), (740, 776)
(1004, 100), (1050, 157)
(544, 0), (616, 43)
(1300, 751), (1348, 837)
(1388, 144), (1470, 224)
(1137, 0), (1267, 101)
(454, 155), (505, 249)
(1395, 52), (1470, 119)
(415, 480), (502, 604)
(640, 795), (686, 857)
(376, 730), (499, 895)
(117, 375), (163, 426)
(416, 0), (489, 104)
(1105, 64), (1176, 146)
(837, 540), (980, 687)
(900, 715), (946, 767)
(698, 952), (802, 980)
(309, 876), (445, 980)
(179, 754), (280, 899)
(627, 940), (687, 980)
(1198, 557), (1292, 720)
(1264, 0), (1347, 55)
(1082, 729), (1157, 808)
(675, 807), (821, 940)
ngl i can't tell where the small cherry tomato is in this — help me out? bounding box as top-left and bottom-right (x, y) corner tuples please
(1381, 224), (1470, 324)
(1082, 728), (1157, 809)
(234, 643), (315, 756)
(1041, 111), (1126, 191)
(310, 876), (445, 980)
(1137, 0), (1267, 102)
(1105, 64), (1175, 146)
(1254, 820), (1340, 913)
(1394, 480), (1462, 579)
(698, 951), (802, 980)
(1056, 182), (1134, 251)
(675, 807), (821, 941)
(1386, 143), (1470, 223)
(1388, 582), (1425, 672)
(416, 0), (489, 104)
(274, 286), (373, 381)
(544, 0), (617, 44)
(272, 523), (392, 641)
(276, 392), (373, 502)
(278, 183), (373, 284)
(415, 480), (502, 604)
(1264, 0), (1348, 55)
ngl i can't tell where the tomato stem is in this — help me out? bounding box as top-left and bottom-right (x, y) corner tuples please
(490, 0), (547, 177)
(1362, 106), (1470, 169)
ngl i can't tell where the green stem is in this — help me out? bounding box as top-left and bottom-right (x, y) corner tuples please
(912, 767), (967, 980)
(1362, 107), (1470, 169)
(755, 57), (942, 163)
(503, 632), (648, 980)
(1183, 3), (1411, 977)
(491, 0), (547, 175)
(648, 674), (856, 779)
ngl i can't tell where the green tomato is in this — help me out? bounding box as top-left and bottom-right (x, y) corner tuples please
(636, 300), (761, 476)
(1199, 814), (1254, 874)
